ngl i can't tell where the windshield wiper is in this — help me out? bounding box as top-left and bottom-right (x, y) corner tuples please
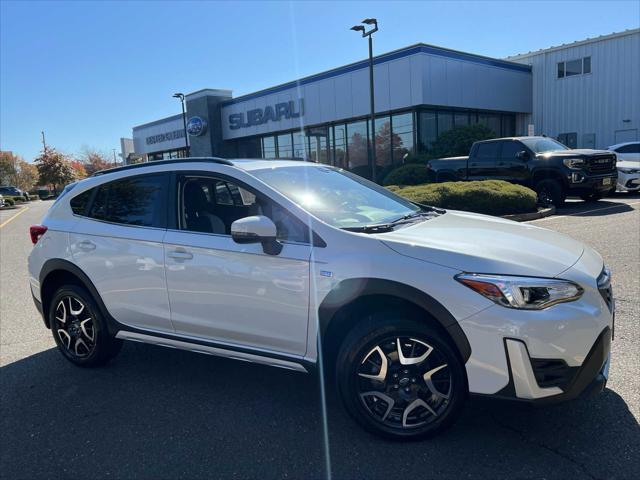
(342, 223), (395, 233)
(343, 209), (443, 234)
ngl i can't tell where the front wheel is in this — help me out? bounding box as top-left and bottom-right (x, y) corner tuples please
(535, 179), (565, 208)
(50, 285), (122, 367)
(336, 315), (467, 440)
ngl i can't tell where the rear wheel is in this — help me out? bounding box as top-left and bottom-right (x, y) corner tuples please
(50, 285), (122, 367)
(535, 179), (565, 207)
(580, 192), (604, 202)
(336, 314), (467, 440)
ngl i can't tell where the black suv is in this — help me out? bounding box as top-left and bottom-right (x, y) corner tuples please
(427, 136), (617, 207)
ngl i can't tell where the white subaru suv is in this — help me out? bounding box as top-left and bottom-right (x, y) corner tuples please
(28, 158), (614, 439)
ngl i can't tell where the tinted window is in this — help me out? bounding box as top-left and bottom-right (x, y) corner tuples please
(557, 62), (565, 78)
(583, 56), (591, 74)
(70, 189), (93, 215)
(500, 141), (523, 159)
(88, 175), (166, 227)
(616, 143), (640, 154)
(521, 137), (569, 153)
(565, 59), (582, 77)
(475, 142), (500, 161)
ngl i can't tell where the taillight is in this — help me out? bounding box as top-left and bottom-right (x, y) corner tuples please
(30, 225), (48, 244)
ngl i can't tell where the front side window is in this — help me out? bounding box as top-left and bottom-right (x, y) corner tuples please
(180, 176), (308, 243)
(86, 174), (167, 227)
(251, 165), (421, 229)
(500, 141), (523, 159)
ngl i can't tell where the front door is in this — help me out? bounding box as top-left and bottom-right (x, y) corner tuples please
(163, 174), (312, 356)
(468, 141), (499, 180)
(496, 140), (529, 184)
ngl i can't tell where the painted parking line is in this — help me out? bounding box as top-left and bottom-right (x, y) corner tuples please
(0, 207), (29, 229)
(531, 200), (640, 223)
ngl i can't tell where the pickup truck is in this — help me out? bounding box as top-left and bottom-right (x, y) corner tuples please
(426, 136), (618, 207)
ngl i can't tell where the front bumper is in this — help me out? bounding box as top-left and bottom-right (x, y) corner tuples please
(616, 170), (640, 191)
(566, 172), (618, 193)
(494, 327), (611, 404)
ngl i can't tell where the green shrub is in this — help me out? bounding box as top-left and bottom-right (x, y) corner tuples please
(3, 197), (15, 206)
(383, 164), (432, 186)
(430, 124), (497, 158)
(388, 180), (537, 216)
(10, 196), (25, 203)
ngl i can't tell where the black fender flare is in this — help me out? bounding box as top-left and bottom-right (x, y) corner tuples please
(39, 259), (118, 334)
(318, 278), (471, 362)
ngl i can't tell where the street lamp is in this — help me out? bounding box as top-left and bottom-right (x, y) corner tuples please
(173, 93), (190, 156)
(351, 18), (379, 181)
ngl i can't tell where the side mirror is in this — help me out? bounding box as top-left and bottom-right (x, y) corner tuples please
(231, 215), (282, 255)
(516, 150), (530, 160)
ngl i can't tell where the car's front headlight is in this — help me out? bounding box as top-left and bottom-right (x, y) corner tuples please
(563, 158), (585, 169)
(455, 273), (583, 310)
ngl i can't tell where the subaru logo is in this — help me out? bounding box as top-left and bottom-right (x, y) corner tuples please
(187, 116), (207, 137)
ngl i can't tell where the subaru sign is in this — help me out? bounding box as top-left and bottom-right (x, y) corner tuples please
(229, 99), (304, 130)
(187, 116), (207, 136)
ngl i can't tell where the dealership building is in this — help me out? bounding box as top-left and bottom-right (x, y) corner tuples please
(126, 28), (639, 180)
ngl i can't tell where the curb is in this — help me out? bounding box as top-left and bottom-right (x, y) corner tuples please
(502, 206), (556, 222)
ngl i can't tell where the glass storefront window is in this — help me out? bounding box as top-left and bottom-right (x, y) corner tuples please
(418, 110), (437, 153)
(437, 111), (453, 136)
(277, 133), (292, 158)
(454, 112), (469, 128)
(334, 124), (346, 168)
(347, 120), (369, 178)
(392, 112), (414, 163)
(262, 136), (276, 159)
(478, 113), (501, 136)
(374, 116), (391, 168)
(292, 131), (306, 159)
(501, 114), (516, 137)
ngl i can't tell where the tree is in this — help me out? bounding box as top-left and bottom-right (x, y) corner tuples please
(429, 124), (497, 158)
(70, 159), (87, 179)
(0, 151), (39, 192)
(0, 151), (18, 185)
(78, 146), (112, 175)
(14, 161), (39, 192)
(34, 147), (76, 195)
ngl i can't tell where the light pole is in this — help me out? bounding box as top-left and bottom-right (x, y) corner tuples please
(173, 93), (190, 156)
(112, 148), (117, 167)
(351, 18), (379, 181)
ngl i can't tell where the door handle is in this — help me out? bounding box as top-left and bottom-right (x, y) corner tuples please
(77, 240), (96, 251)
(168, 249), (193, 261)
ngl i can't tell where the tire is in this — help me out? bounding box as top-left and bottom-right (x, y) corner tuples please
(535, 179), (565, 208)
(49, 285), (122, 367)
(580, 192), (604, 202)
(335, 313), (467, 440)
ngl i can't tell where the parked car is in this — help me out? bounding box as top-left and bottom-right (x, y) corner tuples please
(0, 185), (30, 201)
(427, 136), (618, 207)
(28, 158), (614, 440)
(607, 141), (640, 193)
(0, 194), (5, 207)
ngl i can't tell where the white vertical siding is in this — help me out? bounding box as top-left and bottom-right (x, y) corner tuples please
(511, 30), (640, 148)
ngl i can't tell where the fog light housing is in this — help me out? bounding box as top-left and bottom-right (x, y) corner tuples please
(571, 172), (585, 183)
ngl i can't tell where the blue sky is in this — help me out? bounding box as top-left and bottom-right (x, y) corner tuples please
(1, 0), (638, 162)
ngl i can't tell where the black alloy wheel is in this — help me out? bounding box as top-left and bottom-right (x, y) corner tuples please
(336, 316), (467, 440)
(50, 285), (122, 367)
(53, 295), (96, 358)
(357, 336), (452, 429)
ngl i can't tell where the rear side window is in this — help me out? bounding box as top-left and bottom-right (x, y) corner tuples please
(84, 174), (168, 228)
(70, 189), (93, 215)
(616, 143), (640, 154)
(476, 142), (500, 161)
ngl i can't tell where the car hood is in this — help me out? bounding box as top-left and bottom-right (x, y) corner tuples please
(539, 149), (612, 157)
(380, 210), (584, 277)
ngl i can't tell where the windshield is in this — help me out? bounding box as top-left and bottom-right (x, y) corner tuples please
(251, 165), (421, 229)
(521, 137), (569, 153)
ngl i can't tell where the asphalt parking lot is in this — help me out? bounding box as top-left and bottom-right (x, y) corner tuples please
(1, 196), (639, 480)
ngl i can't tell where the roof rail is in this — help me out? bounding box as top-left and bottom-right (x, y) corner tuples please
(91, 157), (233, 176)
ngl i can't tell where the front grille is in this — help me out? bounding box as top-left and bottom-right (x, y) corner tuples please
(587, 155), (616, 173)
(597, 267), (614, 313)
(531, 358), (577, 389)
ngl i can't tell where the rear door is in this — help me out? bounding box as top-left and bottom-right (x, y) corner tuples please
(163, 172), (312, 356)
(467, 141), (500, 180)
(69, 173), (173, 333)
(496, 140), (530, 184)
